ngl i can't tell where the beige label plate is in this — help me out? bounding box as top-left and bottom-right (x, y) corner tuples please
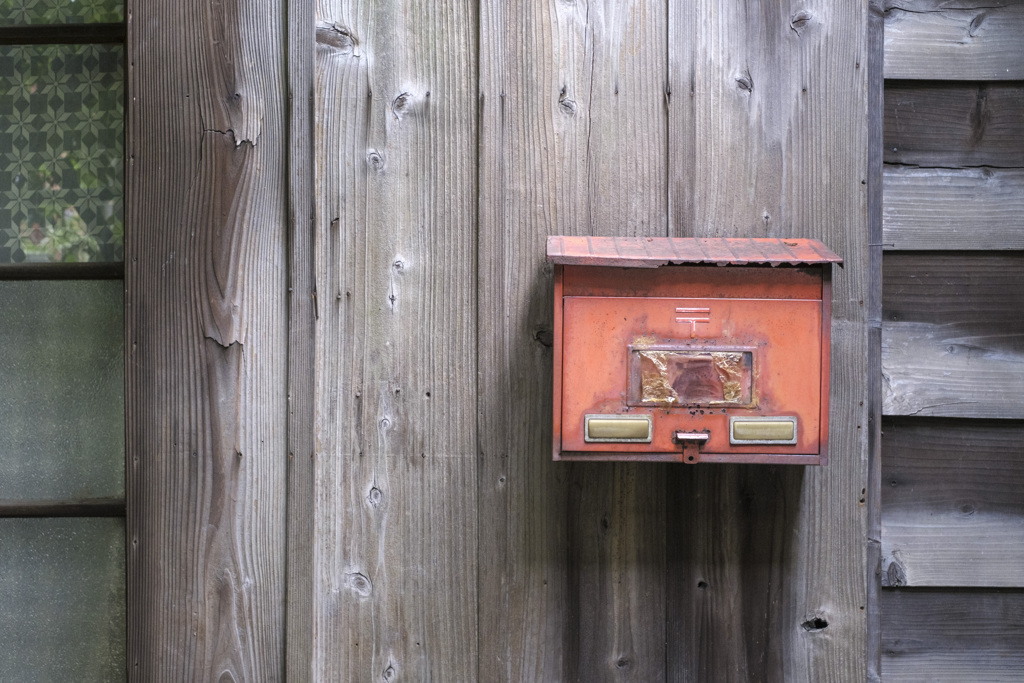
(730, 416), (797, 444)
(585, 415), (652, 443)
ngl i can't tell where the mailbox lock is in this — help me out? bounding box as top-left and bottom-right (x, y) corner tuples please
(673, 431), (709, 464)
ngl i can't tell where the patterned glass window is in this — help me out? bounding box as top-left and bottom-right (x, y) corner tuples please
(0, 3), (126, 680)
(0, 43), (123, 262)
(0, 0), (122, 26)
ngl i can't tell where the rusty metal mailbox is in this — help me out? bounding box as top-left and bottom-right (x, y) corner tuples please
(548, 236), (842, 464)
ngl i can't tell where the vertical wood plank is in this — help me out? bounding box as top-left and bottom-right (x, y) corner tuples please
(477, 0), (669, 680)
(126, 0), (288, 679)
(286, 0), (316, 679)
(667, 0), (869, 680)
(867, 0), (886, 680)
(313, 1), (478, 680)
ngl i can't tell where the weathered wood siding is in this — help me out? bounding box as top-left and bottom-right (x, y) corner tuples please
(126, 0), (289, 678)
(667, 1), (869, 681)
(881, 590), (1024, 681)
(881, 419), (1024, 588)
(477, 1), (670, 680)
(879, 0), (1024, 678)
(128, 1), (869, 680)
(312, 1), (480, 680)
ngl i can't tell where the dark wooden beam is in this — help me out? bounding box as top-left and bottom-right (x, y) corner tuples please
(0, 23), (125, 45)
(0, 262), (124, 280)
(0, 498), (125, 517)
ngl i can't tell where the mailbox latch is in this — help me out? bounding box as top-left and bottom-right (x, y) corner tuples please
(673, 431), (709, 464)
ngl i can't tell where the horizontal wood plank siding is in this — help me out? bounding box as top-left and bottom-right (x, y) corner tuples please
(881, 589), (1024, 680)
(882, 166), (1024, 249)
(882, 253), (1024, 418)
(879, 4), (1024, 677)
(884, 1), (1024, 80)
(883, 81), (1024, 168)
(881, 418), (1024, 587)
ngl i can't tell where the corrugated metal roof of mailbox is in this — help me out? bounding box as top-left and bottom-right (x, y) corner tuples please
(546, 236), (842, 268)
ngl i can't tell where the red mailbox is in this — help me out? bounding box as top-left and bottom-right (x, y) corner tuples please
(548, 236), (842, 464)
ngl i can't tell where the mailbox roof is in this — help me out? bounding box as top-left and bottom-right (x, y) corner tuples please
(546, 236), (842, 268)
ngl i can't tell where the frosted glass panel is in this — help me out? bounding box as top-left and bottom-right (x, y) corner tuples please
(0, 280), (123, 500)
(0, 44), (123, 262)
(0, 518), (125, 682)
(0, 0), (122, 26)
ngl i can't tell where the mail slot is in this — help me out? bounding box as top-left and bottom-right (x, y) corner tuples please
(548, 236), (841, 465)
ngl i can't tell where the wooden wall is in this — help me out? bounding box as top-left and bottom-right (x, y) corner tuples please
(126, 0), (289, 678)
(879, 1), (1024, 679)
(128, 0), (869, 680)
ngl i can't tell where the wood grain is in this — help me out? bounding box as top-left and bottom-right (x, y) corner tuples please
(882, 322), (1024, 418)
(881, 418), (1024, 587)
(477, 0), (669, 679)
(884, 0), (1024, 80)
(667, 0), (869, 680)
(882, 166), (1024, 249)
(666, 465), (806, 682)
(285, 0), (316, 679)
(867, 1), (885, 678)
(883, 252), (1024, 328)
(126, 0), (289, 679)
(313, 1), (478, 680)
(884, 81), (1024, 168)
(881, 589), (1024, 680)
(882, 253), (1024, 418)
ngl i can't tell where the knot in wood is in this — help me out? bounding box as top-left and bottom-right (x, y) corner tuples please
(801, 616), (829, 632)
(367, 486), (383, 507)
(790, 10), (813, 33)
(367, 149), (385, 173)
(392, 92), (414, 119)
(735, 70), (754, 94)
(345, 572), (373, 597)
(316, 22), (358, 55)
(886, 559), (907, 587)
(558, 85), (578, 117)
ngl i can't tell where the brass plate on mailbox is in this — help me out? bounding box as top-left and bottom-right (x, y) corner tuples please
(585, 415), (652, 443)
(730, 416), (797, 445)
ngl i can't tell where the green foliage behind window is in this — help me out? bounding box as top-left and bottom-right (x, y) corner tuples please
(0, 43), (122, 262)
